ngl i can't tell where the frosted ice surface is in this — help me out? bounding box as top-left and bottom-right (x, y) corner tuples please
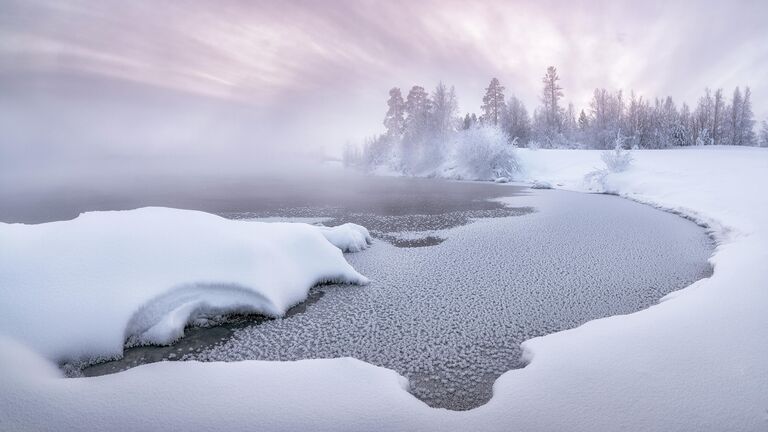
(183, 189), (712, 410)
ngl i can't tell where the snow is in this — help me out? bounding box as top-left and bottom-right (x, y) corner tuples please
(0, 335), (421, 432)
(530, 179), (552, 189)
(440, 125), (520, 181)
(1, 146), (767, 431)
(0, 207), (369, 363)
(317, 223), (373, 252)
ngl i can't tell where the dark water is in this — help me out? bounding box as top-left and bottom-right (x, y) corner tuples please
(80, 291), (325, 377)
(0, 170), (527, 224)
(31, 172), (712, 411)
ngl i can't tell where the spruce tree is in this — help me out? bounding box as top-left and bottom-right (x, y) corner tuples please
(480, 78), (506, 126)
(541, 66), (564, 135)
(383, 88), (405, 137)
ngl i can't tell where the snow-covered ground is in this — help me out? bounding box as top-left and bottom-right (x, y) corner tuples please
(0, 207), (371, 363)
(1, 146), (767, 431)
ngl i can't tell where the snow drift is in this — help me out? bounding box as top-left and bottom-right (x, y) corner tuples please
(0, 207), (370, 363)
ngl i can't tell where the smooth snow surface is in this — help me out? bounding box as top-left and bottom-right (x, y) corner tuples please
(0, 207), (369, 363)
(2, 146), (767, 431)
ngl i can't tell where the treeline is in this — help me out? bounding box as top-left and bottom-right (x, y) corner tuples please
(345, 66), (768, 174)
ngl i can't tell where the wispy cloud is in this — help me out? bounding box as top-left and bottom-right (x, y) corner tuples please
(1, 0), (767, 153)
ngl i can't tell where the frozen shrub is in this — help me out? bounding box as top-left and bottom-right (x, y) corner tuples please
(453, 125), (519, 180)
(583, 136), (633, 190)
(601, 136), (633, 173)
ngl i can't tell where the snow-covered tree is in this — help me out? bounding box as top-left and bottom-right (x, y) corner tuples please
(480, 78), (506, 126)
(358, 79), (765, 177)
(712, 88), (725, 145)
(562, 103), (578, 142)
(693, 89), (715, 145)
(739, 87), (756, 146)
(401, 85), (432, 171)
(727, 86), (743, 145)
(727, 86), (756, 146)
(462, 113), (478, 130)
(649, 96), (682, 148)
(625, 92), (650, 148)
(404, 85), (431, 131)
(540, 66), (564, 137)
(679, 103), (694, 146)
(502, 95), (531, 145)
(430, 82), (458, 142)
(588, 88), (624, 149)
(415, 82), (459, 169)
(760, 120), (768, 147)
(578, 109), (589, 132)
(360, 134), (397, 171)
(453, 124), (518, 180)
(383, 88), (405, 137)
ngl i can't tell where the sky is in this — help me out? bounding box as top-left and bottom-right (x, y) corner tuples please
(1, 0), (767, 169)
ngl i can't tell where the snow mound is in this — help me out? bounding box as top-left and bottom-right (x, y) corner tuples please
(0, 207), (369, 363)
(124, 284), (279, 346)
(317, 223), (373, 252)
(530, 180), (552, 189)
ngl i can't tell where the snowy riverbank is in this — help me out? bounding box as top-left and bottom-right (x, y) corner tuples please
(1, 146), (766, 431)
(0, 207), (371, 363)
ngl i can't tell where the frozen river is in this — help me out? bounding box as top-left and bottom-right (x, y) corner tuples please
(19, 173), (712, 411)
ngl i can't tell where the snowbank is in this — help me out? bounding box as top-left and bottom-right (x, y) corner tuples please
(1, 146), (767, 431)
(482, 146), (768, 431)
(0, 207), (369, 363)
(0, 334), (424, 432)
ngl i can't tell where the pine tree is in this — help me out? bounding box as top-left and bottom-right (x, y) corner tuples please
(660, 96), (680, 148)
(383, 88), (405, 137)
(541, 66), (564, 136)
(578, 109), (589, 131)
(404, 85), (431, 136)
(480, 78), (506, 126)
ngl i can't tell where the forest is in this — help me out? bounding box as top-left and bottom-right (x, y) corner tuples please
(345, 67), (768, 177)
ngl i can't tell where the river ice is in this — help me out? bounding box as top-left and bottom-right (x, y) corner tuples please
(181, 189), (712, 410)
